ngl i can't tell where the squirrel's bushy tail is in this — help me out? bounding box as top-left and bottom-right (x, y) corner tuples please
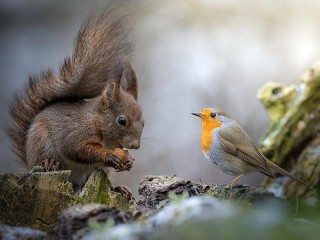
(7, 8), (133, 161)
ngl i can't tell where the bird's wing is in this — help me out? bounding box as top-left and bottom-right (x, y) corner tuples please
(217, 123), (275, 177)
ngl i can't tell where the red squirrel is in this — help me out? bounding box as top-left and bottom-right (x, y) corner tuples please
(7, 8), (144, 187)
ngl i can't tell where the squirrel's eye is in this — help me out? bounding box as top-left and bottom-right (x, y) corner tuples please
(210, 113), (216, 118)
(117, 116), (127, 126)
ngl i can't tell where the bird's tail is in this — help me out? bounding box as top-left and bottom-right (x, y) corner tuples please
(266, 159), (305, 185)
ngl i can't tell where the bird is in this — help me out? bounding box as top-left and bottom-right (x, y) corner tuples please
(192, 108), (305, 186)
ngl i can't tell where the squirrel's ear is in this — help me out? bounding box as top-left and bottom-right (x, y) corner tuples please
(121, 63), (138, 100)
(99, 79), (120, 110)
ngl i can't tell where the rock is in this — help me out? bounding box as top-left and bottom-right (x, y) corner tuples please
(0, 224), (47, 240)
(257, 61), (320, 202)
(44, 175), (281, 239)
(0, 171), (73, 231)
(207, 184), (277, 204)
(257, 82), (297, 123)
(1, 172), (309, 239)
(283, 138), (320, 204)
(54, 204), (139, 240)
(138, 175), (208, 208)
(0, 169), (132, 231)
(258, 61), (320, 166)
(84, 196), (319, 240)
(138, 175), (278, 209)
(74, 169), (132, 209)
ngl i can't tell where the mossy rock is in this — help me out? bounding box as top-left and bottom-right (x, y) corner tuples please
(138, 175), (278, 209)
(283, 141), (320, 205)
(0, 169), (131, 231)
(257, 61), (320, 203)
(258, 61), (320, 165)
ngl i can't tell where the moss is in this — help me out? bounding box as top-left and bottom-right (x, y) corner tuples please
(0, 171), (73, 230)
(75, 169), (111, 205)
(73, 169), (130, 210)
(96, 174), (110, 205)
(0, 169), (131, 231)
(283, 143), (320, 204)
(205, 186), (230, 199)
(109, 192), (131, 210)
(257, 61), (320, 203)
(257, 82), (297, 122)
(258, 62), (320, 165)
(138, 175), (278, 209)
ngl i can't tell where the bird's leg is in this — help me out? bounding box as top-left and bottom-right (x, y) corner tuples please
(228, 174), (245, 187)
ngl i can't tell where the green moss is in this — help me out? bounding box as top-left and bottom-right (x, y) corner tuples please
(205, 186), (229, 199)
(109, 192), (131, 210)
(258, 62), (320, 165)
(75, 170), (111, 205)
(257, 82), (297, 122)
(73, 169), (130, 210)
(0, 171), (73, 230)
(257, 62), (320, 203)
(283, 144), (320, 204)
(96, 175), (109, 204)
(0, 169), (131, 231)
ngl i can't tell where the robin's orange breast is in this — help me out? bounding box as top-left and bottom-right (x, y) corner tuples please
(201, 119), (221, 152)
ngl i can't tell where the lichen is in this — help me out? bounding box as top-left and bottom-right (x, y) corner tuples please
(74, 169), (131, 210)
(0, 171), (73, 230)
(283, 141), (320, 204)
(74, 169), (112, 205)
(84, 196), (320, 240)
(0, 169), (132, 231)
(258, 62), (320, 165)
(138, 175), (278, 209)
(257, 61), (320, 206)
(257, 82), (297, 122)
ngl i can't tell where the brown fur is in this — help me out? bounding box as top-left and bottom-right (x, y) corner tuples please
(7, 8), (144, 186)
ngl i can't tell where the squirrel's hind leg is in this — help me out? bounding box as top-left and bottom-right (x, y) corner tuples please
(26, 116), (60, 171)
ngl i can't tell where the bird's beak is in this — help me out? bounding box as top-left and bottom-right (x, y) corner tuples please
(191, 112), (201, 118)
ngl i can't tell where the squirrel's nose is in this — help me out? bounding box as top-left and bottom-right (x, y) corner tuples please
(130, 141), (140, 149)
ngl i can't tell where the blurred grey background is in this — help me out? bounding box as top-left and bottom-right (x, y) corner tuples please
(1, 0), (320, 195)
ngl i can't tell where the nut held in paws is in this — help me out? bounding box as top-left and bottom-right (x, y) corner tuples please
(113, 148), (129, 162)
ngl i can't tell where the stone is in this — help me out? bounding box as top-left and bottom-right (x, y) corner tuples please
(84, 196), (319, 240)
(0, 169), (132, 231)
(0, 224), (47, 240)
(54, 204), (138, 239)
(258, 61), (320, 165)
(257, 61), (320, 203)
(0, 171), (73, 230)
(138, 175), (278, 209)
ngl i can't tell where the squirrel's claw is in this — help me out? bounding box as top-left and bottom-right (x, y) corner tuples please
(108, 156), (123, 171)
(111, 148), (135, 172)
(107, 154), (133, 172)
(40, 159), (60, 172)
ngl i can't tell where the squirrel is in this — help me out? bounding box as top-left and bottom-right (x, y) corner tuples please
(7, 8), (144, 187)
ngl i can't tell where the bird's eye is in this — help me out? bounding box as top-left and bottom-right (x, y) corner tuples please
(117, 116), (127, 126)
(210, 113), (216, 118)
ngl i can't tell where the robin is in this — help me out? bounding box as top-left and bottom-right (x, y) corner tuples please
(192, 108), (305, 186)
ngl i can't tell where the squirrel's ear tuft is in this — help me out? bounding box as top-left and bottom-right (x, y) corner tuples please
(121, 62), (138, 100)
(99, 79), (120, 110)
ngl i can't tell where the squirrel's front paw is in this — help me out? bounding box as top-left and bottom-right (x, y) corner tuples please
(112, 148), (135, 172)
(41, 159), (60, 172)
(106, 155), (125, 172)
